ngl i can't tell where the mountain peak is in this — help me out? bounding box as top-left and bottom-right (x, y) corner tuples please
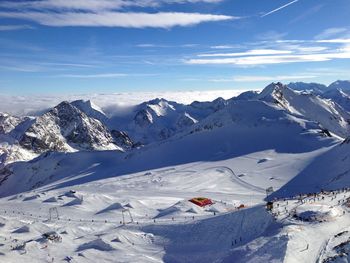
(258, 82), (289, 101)
(19, 101), (120, 154)
(287, 82), (327, 95)
(328, 80), (350, 91)
(147, 98), (169, 105)
(71, 99), (107, 123)
(71, 100), (105, 115)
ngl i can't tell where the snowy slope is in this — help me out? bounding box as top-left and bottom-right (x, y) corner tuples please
(258, 82), (350, 138)
(0, 82), (350, 263)
(272, 138), (350, 197)
(71, 99), (109, 124)
(0, 98), (340, 197)
(328, 80), (350, 92)
(322, 88), (350, 112)
(287, 82), (328, 95)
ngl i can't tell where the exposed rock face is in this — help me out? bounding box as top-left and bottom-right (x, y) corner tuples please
(19, 101), (119, 153)
(134, 109), (153, 127)
(0, 113), (22, 134)
(343, 137), (350, 144)
(111, 130), (134, 149)
(176, 113), (198, 129)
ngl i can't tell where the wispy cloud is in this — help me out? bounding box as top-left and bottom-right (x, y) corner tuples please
(315, 27), (348, 40)
(0, 0), (231, 29)
(0, 0), (224, 11)
(0, 89), (243, 116)
(39, 62), (97, 68)
(316, 39), (350, 44)
(210, 45), (241, 49)
(209, 75), (317, 82)
(58, 73), (157, 78)
(0, 11), (234, 28)
(136, 43), (199, 48)
(185, 45), (350, 66)
(261, 0), (299, 17)
(0, 24), (34, 31)
(197, 49), (292, 57)
(0, 64), (43, 72)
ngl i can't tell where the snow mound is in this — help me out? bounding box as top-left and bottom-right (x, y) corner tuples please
(12, 225), (30, 234)
(43, 197), (57, 203)
(155, 201), (203, 219)
(22, 194), (40, 201)
(295, 204), (343, 222)
(96, 202), (124, 214)
(62, 196), (83, 207)
(257, 158), (270, 164)
(111, 236), (122, 243)
(76, 238), (115, 252)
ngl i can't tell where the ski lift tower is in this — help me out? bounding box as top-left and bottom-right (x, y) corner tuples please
(266, 186), (274, 199)
(48, 207), (59, 221)
(121, 208), (134, 224)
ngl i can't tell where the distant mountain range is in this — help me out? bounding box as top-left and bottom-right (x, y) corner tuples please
(1, 80), (349, 167)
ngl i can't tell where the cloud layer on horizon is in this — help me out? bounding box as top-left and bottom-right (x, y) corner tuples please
(0, 89), (246, 116)
(0, 0), (233, 29)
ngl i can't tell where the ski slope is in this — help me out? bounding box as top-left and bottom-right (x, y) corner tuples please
(0, 83), (350, 262)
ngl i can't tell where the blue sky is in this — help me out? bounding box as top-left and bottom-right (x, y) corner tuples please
(0, 0), (349, 95)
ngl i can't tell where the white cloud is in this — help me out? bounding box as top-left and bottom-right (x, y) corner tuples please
(315, 27), (348, 40)
(209, 75), (317, 82)
(210, 45), (241, 49)
(0, 90), (244, 116)
(58, 73), (128, 78)
(255, 31), (288, 41)
(136, 43), (199, 48)
(57, 73), (157, 78)
(0, 11), (234, 28)
(0, 0), (224, 11)
(186, 45), (350, 66)
(316, 39), (350, 44)
(197, 49), (292, 57)
(295, 46), (328, 52)
(0, 24), (34, 31)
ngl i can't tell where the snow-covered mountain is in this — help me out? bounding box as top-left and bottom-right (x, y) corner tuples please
(108, 97), (228, 144)
(328, 80), (350, 92)
(0, 113), (22, 134)
(0, 96), (340, 196)
(71, 99), (109, 124)
(0, 97), (230, 165)
(287, 80), (350, 94)
(1, 81), (350, 263)
(257, 82), (350, 137)
(230, 90), (259, 101)
(322, 88), (350, 112)
(286, 80), (350, 113)
(19, 101), (121, 153)
(287, 82), (328, 95)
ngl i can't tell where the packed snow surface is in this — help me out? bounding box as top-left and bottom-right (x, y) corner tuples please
(0, 81), (350, 262)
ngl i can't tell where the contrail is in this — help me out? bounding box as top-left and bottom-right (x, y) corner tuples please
(261, 0), (299, 17)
